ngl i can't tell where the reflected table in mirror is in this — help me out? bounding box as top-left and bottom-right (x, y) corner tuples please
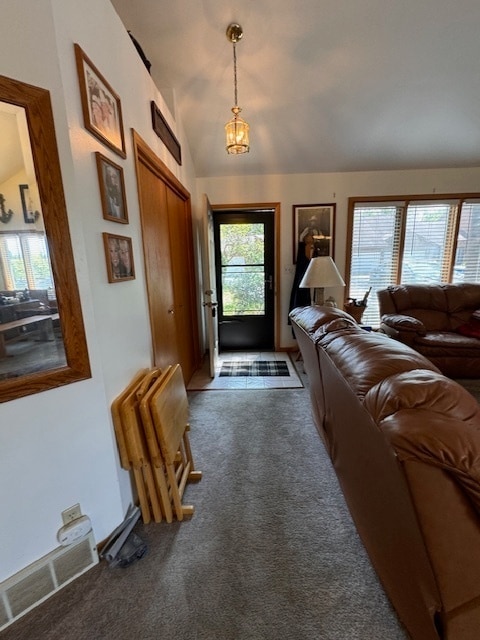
(0, 313), (65, 379)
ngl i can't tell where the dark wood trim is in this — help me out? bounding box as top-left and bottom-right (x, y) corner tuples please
(150, 101), (182, 165)
(0, 75), (91, 403)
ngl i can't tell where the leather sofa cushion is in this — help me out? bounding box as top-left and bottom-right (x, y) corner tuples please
(364, 370), (480, 513)
(414, 331), (480, 350)
(379, 283), (480, 331)
(289, 305), (359, 338)
(364, 369), (478, 422)
(318, 330), (439, 399)
(289, 306), (362, 347)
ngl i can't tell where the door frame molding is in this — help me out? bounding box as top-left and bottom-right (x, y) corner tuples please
(211, 202), (281, 351)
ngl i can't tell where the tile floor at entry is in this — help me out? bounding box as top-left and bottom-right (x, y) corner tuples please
(187, 351), (304, 391)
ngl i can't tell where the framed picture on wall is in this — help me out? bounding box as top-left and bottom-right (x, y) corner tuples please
(74, 43), (126, 158)
(292, 203), (336, 263)
(95, 153), (128, 223)
(103, 233), (135, 282)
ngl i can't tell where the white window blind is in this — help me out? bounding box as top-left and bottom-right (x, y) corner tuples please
(349, 203), (402, 324)
(348, 196), (479, 326)
(0, 232), (53, 291)
(402, 202), (457, 285)
(454, 201), (480, 283)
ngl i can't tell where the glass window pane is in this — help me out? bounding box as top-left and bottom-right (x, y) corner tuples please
(402, 203), (454, 285)
(350, 205), (400, 325)
(220, 223), (264, 267)
(0, 232), (53, 291)
(453, 202), (480, 284)
(222, 265), (265, 316)
(220, 222), (266, 316)
(2, 235), (28, 289)
(22, 234), (54, 289)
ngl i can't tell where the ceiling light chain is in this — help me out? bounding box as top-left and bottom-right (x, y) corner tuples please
(225, 23), (250, 155)
(232, 39), (238, 107)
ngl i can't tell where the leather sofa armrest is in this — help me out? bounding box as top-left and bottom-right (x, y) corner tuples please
(381, 314), (426, 335)
(381, 314), (426, 345)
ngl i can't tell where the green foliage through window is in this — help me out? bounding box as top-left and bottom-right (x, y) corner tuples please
(220, 223), (266, 316)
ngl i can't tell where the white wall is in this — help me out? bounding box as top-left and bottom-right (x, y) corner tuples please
(197, 167), (480, 347)
(0, 0), (198, 582)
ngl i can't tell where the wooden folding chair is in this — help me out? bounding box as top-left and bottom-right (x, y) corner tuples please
(147, 364), (202, 521)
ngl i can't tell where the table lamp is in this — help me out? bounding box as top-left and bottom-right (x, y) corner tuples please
(299, 256), (346, 306)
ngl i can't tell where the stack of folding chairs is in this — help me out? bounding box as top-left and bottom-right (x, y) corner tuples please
(111, 364), (202, 524)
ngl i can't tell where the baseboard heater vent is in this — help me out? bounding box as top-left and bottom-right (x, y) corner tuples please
(0, 532), (98, 631)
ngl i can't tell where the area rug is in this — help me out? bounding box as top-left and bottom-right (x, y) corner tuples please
(219, 360), (290, 377)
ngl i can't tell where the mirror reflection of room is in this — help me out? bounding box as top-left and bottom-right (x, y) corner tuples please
(0, 100), (66, 379)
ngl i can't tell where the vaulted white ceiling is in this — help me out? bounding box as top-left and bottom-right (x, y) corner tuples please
(110, 0), (480, 178)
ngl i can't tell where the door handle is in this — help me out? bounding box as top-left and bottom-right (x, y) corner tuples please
(265, 275), (273, 291)
(203, 301), (218, 308)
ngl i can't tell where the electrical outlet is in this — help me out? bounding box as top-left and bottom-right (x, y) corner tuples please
(62, 503), (82, 525)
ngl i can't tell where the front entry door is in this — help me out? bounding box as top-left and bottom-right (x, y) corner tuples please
(213, 210), (275, 351)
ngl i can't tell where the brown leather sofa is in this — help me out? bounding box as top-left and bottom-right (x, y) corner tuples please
(289, 305), (480, 640)
(377, 283), (480, 378)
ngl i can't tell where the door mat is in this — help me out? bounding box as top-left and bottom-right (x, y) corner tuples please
(219, 361), (290, 377)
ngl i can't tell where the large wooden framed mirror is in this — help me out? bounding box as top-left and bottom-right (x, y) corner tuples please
(0, 75), (90, 403)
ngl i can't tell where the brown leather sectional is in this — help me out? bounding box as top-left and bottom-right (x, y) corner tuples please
(378, 283), (480, 377)
(289, 304), (480, 640)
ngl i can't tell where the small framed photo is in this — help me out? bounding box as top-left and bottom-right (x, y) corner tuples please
(95, 153), (128, 223)
(74, 43), (126, 158)
(103, 233), (135, 282)
(293, 203), (336, 263)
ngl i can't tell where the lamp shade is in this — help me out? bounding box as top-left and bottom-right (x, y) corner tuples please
(299, 256), (346, 289)
(225, 107), (250, 154)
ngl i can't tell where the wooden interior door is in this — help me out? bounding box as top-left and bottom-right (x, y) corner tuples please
(165, 185), (199, 379)
(132, 131), (200, 381)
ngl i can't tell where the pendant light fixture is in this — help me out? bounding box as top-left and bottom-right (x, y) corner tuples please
(225, 23), (250, 154)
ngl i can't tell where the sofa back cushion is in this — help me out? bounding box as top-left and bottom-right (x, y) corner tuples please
(318, 329), (438, 400)
(289, 305), (360, 339)
(364, 369), (480, 513)
(378, 283), (480, 331)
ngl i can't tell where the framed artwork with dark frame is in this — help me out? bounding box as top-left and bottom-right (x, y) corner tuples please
(103, 232), (135, 282)
(292, 203), (336, 263)
(19, 184), (40, 223)
(74, 43), (126, 158)
(95, 152), (128, 223)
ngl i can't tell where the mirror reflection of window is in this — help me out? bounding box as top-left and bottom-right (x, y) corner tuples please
(0, 100), (66, 380)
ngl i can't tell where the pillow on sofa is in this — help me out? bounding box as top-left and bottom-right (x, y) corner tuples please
(457, 314), (480, 338)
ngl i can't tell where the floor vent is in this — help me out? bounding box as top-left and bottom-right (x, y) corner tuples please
(0, 532), (98, 631)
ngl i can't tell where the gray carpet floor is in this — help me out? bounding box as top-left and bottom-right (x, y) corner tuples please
(2, 387), (408, 640)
